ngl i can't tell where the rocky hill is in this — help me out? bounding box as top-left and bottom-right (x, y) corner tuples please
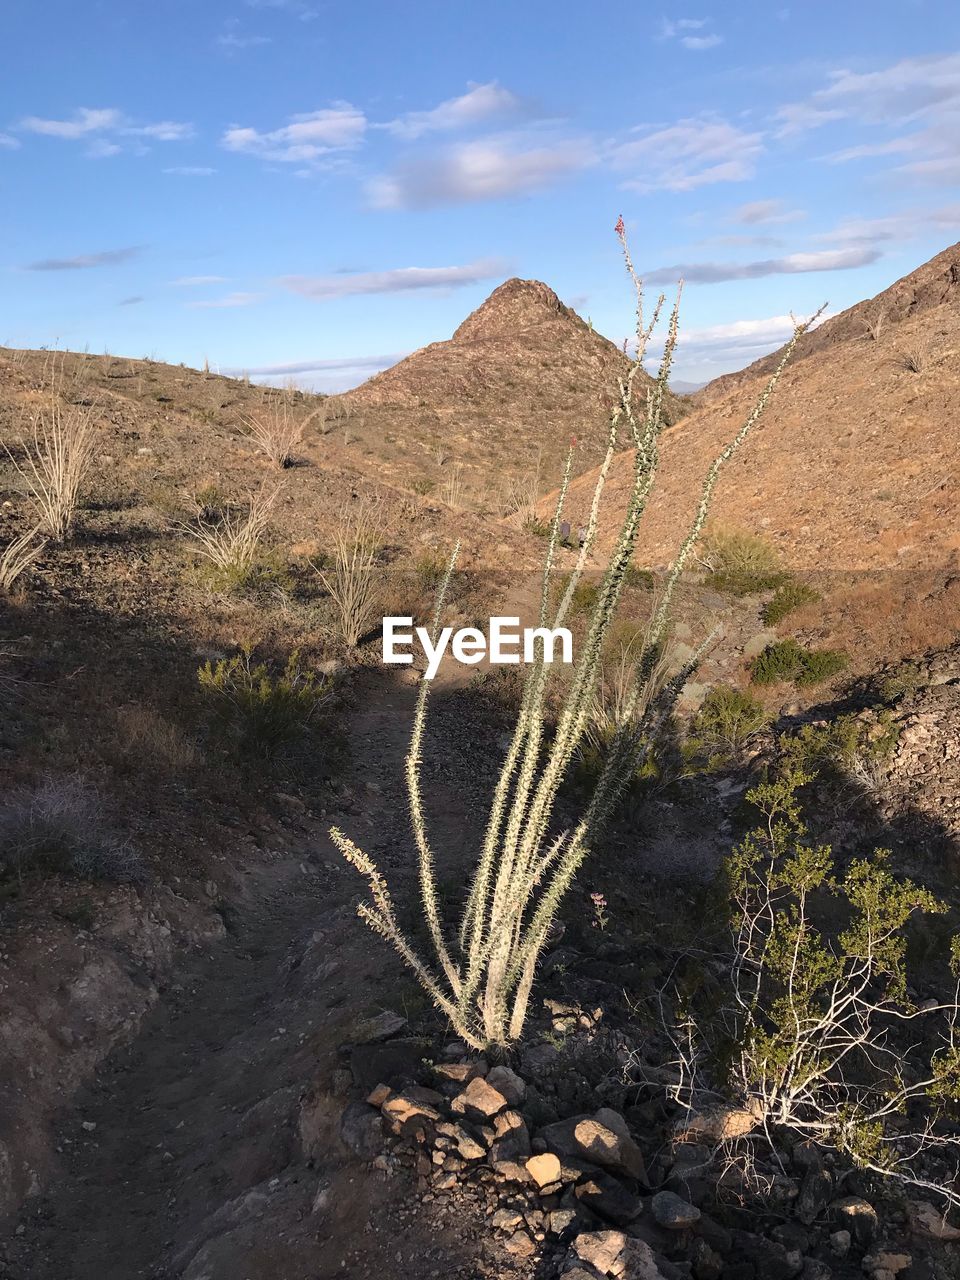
(551, 242), (960, 574)
(698, 239), (960, 403)
(342, 278), (687, 511)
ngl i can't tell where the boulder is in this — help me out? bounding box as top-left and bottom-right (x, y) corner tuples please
(575, 1170), (643, 1227)
(339, 1102), (383, 1160)
(651, 1190), (701, 1229)
(450, 1075), (509, 1121)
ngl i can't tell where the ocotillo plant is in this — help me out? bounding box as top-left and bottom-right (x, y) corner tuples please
(332, 220), (820, 1049)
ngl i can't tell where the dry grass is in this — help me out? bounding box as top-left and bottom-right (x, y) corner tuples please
(179, 483), (280, 583)
(110, 705), (200, 774)
(863, 309), (886, 342)
(242, 399), (321, 468)
(899, 343), (929, 374)
(315, 502), (385, 647)
(0, 526), (47, 592)
(4, 397), (97, 541)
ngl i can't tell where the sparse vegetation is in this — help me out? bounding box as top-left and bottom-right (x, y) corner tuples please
(900, 342), (930, 373)
(0, 525), (47, 592)
(4, 396), (97, 541)
(242, 399), (319, 468)
(699, 528), (786, 596)
(761, 578), (820, 625)
(198, 646), (331, 757)
(0, 774), (145, 886)
(750, 637), (848, 687)
(332, 222), (815, 1049)
(662, 768), (960, 1209)
(181, 483), (281, 593)
(687, 684), (770, 766)
(315, 502), (385, 648)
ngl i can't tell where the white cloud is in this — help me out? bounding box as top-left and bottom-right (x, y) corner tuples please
(776, 53), (960, 186)
(681, 34), (722, 49)
(0, 132), (21, 149)
(731, 199), (804, 225)
(280, 258), (506, 300)
(222, 104), (366, 164)
(369, 136), (591, 208)
(817, 206), (960, 246)
(612, 117), (763, 192)
(227, 353), (405, 376)
(164, 166), (217, 176)
(384, 82), (526, 140)
(644, 245), (879, 284)
(188, 292), (262, 309)
(171, 275), (230, 286)
(18, 107), (193, 153)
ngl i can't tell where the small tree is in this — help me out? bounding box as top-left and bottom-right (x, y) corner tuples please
(664, 769), (960, 1208)
(332, 222), (817, 1049)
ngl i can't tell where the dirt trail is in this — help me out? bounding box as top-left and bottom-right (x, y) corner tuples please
(6, 665), (528, 1280)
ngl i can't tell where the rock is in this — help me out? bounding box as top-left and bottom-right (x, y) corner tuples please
(432, 1061), (485, 1086)
(832, 1195), (878, 1249)
(339, 1102), (383, 1160)
(571, 1229), (627, 1273)
(550, 1207), (578, 1236)
(575, 1170), (643, 1227)
(521, 1042), (560, 1075)
(492, 1207), (524, 1231)
(526, 1152), (562, 1189)
(691, 1238), (723, 1280)
(365, 1083), (391, 1107)
(436, 1120), (486, 1161)
(486, 1065), (526, 1105)
(802, 1262), (833, 1280)
(503, 1229), (535, 1257)
(353, 1010), (407, 1042)
(380, 1086), (444, 1137)
(574, 1110), (647, 1181)
(450, 1075), (509, 1121)
(864, 1254), (911, 1277)
(673, 1106), (757, 1143)
(828, 1229), (850, 1257)
(651, 1190), (701, 1229)
(729, 1231), (797, 1280)
(796, 1165), (833, 1224)
(908, 1199), (960, 1242)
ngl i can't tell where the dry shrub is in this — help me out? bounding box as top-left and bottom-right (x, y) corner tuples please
(0, 526), (47, 592)
(4, 397), (97, 541)
(315, 502), (385, 647)
(179, 483), (281, 591)
(111, 705), (199, 774)
(242, 399), (322, 468)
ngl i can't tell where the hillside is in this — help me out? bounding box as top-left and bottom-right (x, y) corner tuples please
(552, 241), (960, 575)
(341, 277), (688, 510)
(698, 239), (960, 403)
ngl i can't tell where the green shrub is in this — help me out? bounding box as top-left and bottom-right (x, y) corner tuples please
(624, 564), (655, 591)
(750, 638), (848, 687)
(778, 712), (899, 778)
(700, 528), (786, 596)
(198, 647), (331, 757)
(761, 580), (821, 625)
(687, 685), (770, 766)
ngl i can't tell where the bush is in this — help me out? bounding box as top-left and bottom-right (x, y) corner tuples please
(687, 685), (770, 766)
(749, 638), (848, 687)
(761, 579), (820, 625)
(198, 646), (331, 757)
(700, 528), (786, 596)
(0, 774), (146, 886)
(778, 712), (898, 785)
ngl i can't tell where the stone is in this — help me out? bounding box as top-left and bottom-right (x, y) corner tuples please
(575, 1170), (643, 1227)
(651, 1190), (701, 1229)
(729, 1231), (797, 1280)
(353, 1010), (407, 1043)
(796, 1165), (833, 1225)
(503, 1230), (535, 1258)
(450, 1075), (509, 1121)
(380, 1086), (444, 1136)
(864, 1255), (911, 1277)
(828, 1230), (850, 1257)
(574, 1112), (647, 1181)
(832, 1196), (878, 1249)
(339, 1102), (383, 1160)
(571, 1229), (627, 1273)
(350, 1038), (428, 1091)
(673, 1106), (757, 1143)
(365, 1083), (391, 1107)
(691, 1238), (723, 1280)
(908, 1199), (960, 1242)
(526, 1152), (562, 1189)
(486, 1065), (526, 1105)
(436, 1121), (486, 1161)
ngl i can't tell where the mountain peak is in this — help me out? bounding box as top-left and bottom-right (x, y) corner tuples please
(452, 277), (584, 343)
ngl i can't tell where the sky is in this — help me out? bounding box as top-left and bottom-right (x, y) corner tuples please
(2, 0), (959, 390)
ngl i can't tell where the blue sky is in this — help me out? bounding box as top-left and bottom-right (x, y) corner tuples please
(2, 0), (959, 389)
